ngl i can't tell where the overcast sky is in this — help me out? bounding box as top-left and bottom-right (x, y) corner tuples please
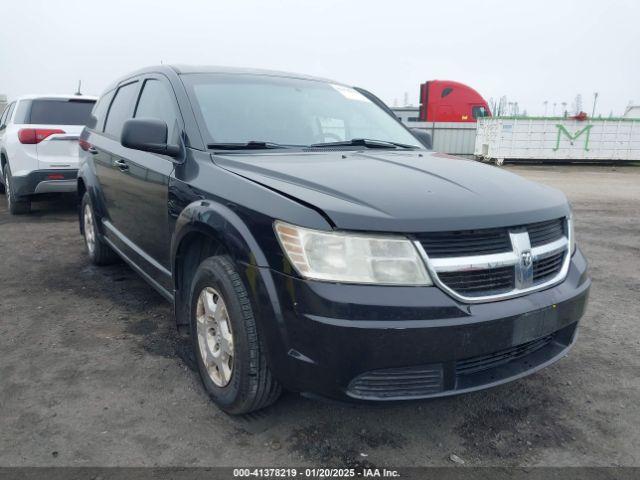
(1, 0), (637, 116)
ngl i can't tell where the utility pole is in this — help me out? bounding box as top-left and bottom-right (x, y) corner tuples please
(543, 100), (548, 117)
(591, 92), (599, 117)
(75, 80), (82, 96)
(553, 102), (557, 116)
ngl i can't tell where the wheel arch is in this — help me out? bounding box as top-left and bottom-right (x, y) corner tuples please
(77, 177), (87, 234)
(0, 149), (7, 178)
(171, 200), (271, 332)
(77, 176), (87, 198)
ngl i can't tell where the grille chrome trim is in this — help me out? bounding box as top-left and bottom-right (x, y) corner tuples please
(531, 237), (567, 258)
(414, 217), (572, 303)
(429, 251), (518, 272)
(510, 229), (533, 289)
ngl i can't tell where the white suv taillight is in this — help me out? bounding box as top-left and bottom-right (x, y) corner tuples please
(18, 128), (66, 144)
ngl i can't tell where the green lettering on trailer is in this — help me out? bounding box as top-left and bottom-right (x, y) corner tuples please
(553, 124), (593, 151)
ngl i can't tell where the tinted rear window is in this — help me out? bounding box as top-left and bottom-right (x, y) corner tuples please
(28, 99), (96, 125)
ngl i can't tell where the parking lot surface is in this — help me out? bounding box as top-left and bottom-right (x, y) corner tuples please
(0, 164), (638, 467)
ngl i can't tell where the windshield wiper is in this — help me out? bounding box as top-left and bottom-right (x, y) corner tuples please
(207, 141), (291, 150)
(309, 138), (418, 149)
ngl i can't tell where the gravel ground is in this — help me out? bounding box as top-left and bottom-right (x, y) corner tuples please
(0, 164), (638, 468)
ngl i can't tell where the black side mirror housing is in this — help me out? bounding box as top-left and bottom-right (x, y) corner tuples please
(121, 118), (180, 158)
(410, 128), (433, 150)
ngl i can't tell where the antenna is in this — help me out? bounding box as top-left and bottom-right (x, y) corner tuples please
(75, 80), (82, 96)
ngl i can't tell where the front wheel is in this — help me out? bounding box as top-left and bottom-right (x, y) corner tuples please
(190, 256), (281, 414)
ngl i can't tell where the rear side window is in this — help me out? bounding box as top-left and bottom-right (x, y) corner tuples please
(13, 101), (31, 124)
(91, 91), (115, 132)
(1, 102), (16, 127)
(104, 82), (139, 138)
(28, 99), (96, 125)
(0, 105), (9, 127)
(5, 103), (15, 124)
(135, 79), (180, 141)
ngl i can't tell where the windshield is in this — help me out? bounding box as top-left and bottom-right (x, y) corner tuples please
(182, 73), (422, 149)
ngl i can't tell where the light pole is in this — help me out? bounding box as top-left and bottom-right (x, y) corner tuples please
(543, 100), (548, 116)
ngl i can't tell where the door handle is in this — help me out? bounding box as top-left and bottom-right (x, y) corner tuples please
(114, 159), (129, 171)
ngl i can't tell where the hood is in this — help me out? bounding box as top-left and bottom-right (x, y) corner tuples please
(212, 150), (570, 232)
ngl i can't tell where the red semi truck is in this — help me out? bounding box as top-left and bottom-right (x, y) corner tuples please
(418, 80), (491, 122)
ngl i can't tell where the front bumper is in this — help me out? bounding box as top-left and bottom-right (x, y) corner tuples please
(252, 247), (590, 402)
(10, 169), (78, 197)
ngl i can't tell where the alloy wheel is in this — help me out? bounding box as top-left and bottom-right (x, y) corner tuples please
(84, 204), (96, 255)
(5, 174), (11, 210)
(196, 286), (234, 387)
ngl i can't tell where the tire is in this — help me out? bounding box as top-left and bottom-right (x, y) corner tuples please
(189, 255), (281, 414)
(4, 165), (31, 215)
(80, 192), (118, 265)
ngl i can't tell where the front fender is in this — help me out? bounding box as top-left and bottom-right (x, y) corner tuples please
(170, 199), (289, 352)
(171, 198), (270, 275)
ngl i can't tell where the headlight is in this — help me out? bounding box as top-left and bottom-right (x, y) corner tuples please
(274, 221), (432, 285)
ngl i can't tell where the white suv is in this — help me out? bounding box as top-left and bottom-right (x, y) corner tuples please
(0, 94), (97, 214)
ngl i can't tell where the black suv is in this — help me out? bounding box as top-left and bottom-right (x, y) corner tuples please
(78, 65), (590, 414)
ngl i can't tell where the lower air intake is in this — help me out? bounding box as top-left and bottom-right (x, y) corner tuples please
(455, 334), (554, 376)
(347, 364), (443, 400)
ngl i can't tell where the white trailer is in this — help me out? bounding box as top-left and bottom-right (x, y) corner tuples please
(409, 121), (477, 157)
(624, 105), (640, 119)
(392, 107), (478, 157)
(474, 117), (640, 164)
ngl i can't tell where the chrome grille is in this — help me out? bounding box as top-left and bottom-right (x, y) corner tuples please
(438, 266), (514, 297)
(415, 217), (572, 303)
(533, 251), (565, 283)
(528, 218), (565, 247)
(415, 228), (511, 258)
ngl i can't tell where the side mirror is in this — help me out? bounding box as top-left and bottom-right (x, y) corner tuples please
(121, 118), (180, 157)
(410, 128), (432, 150)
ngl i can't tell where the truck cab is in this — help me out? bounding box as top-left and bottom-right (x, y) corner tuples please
(419, 80), (491, 122)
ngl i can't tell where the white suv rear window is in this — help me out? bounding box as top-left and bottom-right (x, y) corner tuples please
(28, 99), (95, 125)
